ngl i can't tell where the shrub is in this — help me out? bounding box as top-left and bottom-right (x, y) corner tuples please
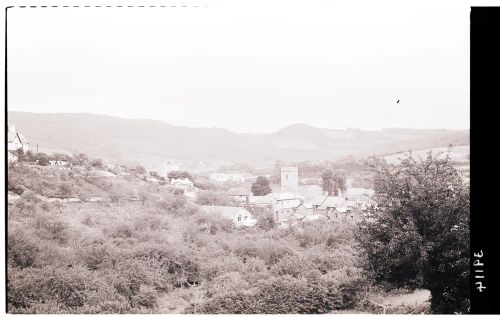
(8, 266), (115, 311)
(256, 211), (276, 231)
(34, 216), (70, 244)
(8, 231), (40, 268)
(195, 190), (231, 206)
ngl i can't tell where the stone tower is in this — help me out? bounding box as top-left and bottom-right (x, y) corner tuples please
(280, 166), (298, 193)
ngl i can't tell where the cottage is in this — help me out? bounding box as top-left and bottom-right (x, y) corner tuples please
(247, 194), (275, 207)
(7, 125), (29, 153)
(226, 187), (252, 204)
(8, 151), (18, 163)
(49, 160), (69, 167)
(200, 205), (256, 227)
(170, 178), (194, 191)
(160, 160), (180, 178)
(345, 187), (374, 210)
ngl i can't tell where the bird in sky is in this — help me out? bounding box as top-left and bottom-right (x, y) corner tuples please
(397, 100), (400, 103)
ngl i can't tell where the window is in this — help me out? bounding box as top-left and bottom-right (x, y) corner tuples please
(237, 215), (241, 221)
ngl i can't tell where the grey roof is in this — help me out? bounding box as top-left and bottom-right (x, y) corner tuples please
(226, 187), (251, 196)
(200, 205), (252, 219)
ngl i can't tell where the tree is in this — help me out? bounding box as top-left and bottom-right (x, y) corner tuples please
(321, 169), (335, 195)
(138, 186), (151, 206)
(269, 160), (282, 184)
(91, 159), (103, 168)
(135, 165), (146, 175)
(72, 153), (89, 166)
(333, 170), (347, 195)
(321, 169), (346, 196)
(251, 176), (272, 196)
(37, 156), (49, 166)
(355, 151), (470, 313)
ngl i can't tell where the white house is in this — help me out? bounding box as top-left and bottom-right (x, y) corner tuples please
(200, 205), (257, 227)
(8, 152), (18, 163)
(160, 160), (180, 178)
(49, 160), (69, 167)
(170, 178), (194, 191)
(7, 125), (29, 153)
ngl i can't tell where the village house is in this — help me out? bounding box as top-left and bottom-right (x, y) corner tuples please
(200, 205), (257, 227)
(344, 187), (375, 210)
(49, 160), (69, 167)
(7, 125), (29, 154)
(170, 177), (194, 191)
(160, 160), (180, 178)
(226, 187), (252, 205)
(8, 152), (18, 163)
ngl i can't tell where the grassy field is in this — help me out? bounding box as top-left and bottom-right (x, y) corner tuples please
(382, 145), (469, 164)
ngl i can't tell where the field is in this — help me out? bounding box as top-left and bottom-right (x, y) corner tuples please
(382, 145), (469, 164)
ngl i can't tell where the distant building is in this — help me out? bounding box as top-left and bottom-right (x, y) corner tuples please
(8, 151), (18, 163)
(49, 160), (69, 167)
(170, 178), (194, 191)
(160, 160), (180, 178)
(226, 187), (252, 204)
(200, 205), (257, 227)
(344, 187), (374, 210)
(280, 166), (298, 193)
(7, 125), (29, 154)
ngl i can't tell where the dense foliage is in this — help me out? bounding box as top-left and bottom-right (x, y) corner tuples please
(321, 169), (347, 196)
(251, 176), (272, 196)
(355, 152), (470, 313)
(7, 166), (367, 313)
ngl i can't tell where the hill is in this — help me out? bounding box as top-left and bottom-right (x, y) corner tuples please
(8, 111), (469, 168)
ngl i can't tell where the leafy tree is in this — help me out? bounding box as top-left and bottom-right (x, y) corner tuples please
(269, 160), (282, 184)
(355, 151), (469, 313)
(138, 186), (151, 206)
(37, 156), (49, 166)
(251, 176), (272, 196)
(135, 165), (146, 174)
(91, 159), (103, 168)
(71, 153), (89, 166)
(321, 169), (346, 196)
(321, 169), (335, 195)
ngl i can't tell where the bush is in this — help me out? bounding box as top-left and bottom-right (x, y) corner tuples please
(256, 211), (276, 231)
(8, 266), (117, 311)
(195, 190), (231, 206)
(8, 231), (40, 268)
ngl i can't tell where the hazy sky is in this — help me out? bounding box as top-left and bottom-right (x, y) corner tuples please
(7, 0), (471, 133)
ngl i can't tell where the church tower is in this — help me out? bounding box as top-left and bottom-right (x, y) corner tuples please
(280, 166), (298, 193)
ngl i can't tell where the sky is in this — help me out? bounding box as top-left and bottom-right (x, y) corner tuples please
(7, 0), (471, 133)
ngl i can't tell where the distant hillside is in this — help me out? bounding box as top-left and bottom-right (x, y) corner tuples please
(8, 112), (469, 168)
(382, 145), (470, 164)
